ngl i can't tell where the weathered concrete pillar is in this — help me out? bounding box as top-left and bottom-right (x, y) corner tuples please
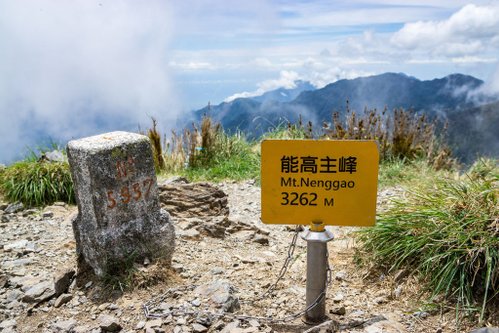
(67, 131), (175, 277)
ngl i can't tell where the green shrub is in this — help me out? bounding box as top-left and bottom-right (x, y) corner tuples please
(324, 106), (455, 169)
(261, 115), (313, 140)
(183, 143), (259, 182)
(357, 159), (498, 322)
(154, 102), (456, 182)
(377, 158), (454, 189)
(1, 160), (75, 207)
(184, 125), (260, 181)
(255, 105), (455, 169)
(157, 116), (260, 181)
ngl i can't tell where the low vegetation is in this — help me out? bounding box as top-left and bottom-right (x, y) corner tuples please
(377, 158), (454, 189)
(0, 106), (452, 202)
(0, 159), (75, 207)
(357, 158), (498, 323)
(159, 116), (259, 181)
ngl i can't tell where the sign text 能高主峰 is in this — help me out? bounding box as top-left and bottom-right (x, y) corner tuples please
(261, 140), (379, 227)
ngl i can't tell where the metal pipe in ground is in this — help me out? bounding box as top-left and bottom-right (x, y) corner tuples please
(301, 224), (334, 324)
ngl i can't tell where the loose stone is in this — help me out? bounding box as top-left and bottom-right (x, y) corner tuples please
(22, 280), (55, 303)
(98, 314), (122, 332)
(469, 329), (499, 333)
(42, 211), (54, 219)
(54, 294), (73, 308)
(5, 203), (24, 214)
(0, 319), (17, 330)
(158, 182), (229, 219)
(332, 293), (344, 303)
(330, 306), (346, 316)
(134, 321), (146, 330)
(335, 271), (348, 281)
(220, 321), (240, 333)
(53, 267), (75, 296)
(252, 234), (269, 245)
(50, 319), (77, 332)
(73, 325), (93, 333)
(194, 280), (240, 313)
(144, 318), (162, 330)
(192, 323), (208, 332)
(0, 274), (8, 288)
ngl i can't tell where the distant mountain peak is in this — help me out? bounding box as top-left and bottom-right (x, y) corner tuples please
(184, 72), (495, 161)
(251, 80), (315, 103)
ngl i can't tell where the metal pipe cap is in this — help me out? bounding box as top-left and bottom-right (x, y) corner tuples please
(300, 228), (334, 243)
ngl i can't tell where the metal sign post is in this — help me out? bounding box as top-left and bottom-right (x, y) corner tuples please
(260, 139), (379, 325)
(301, 222), (334, 324)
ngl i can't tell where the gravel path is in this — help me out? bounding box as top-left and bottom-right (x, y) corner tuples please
(0, 182), (477, 332)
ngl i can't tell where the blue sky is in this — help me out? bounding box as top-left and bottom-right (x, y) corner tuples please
(0, 0), (498, 163)
(167, 0), (499, 106)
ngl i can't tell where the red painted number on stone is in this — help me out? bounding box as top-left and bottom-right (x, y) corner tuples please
(107, 191), (117, 209)
(106, 177), (154, 209)
(132, 183), (142, 200)
(143, 178), (153, 198)
(116, 161), (127, 179)
(120, 186), (131, 204)
(115, 156), (136, 179)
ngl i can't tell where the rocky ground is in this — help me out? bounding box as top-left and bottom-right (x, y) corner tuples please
(0, 180), (487, 333)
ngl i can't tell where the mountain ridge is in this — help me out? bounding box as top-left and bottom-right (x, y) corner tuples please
(186, 72), (497, 162)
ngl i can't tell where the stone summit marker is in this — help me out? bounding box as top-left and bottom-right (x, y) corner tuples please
(67, 131), (175, 277)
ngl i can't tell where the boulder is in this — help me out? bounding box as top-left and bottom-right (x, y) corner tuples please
(67, 131), (175, 277)
(159, 182), (229, 218)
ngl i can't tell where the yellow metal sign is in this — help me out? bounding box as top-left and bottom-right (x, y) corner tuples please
(261, 140), (379, 227)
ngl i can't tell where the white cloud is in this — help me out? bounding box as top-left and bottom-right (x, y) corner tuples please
(170, 1), (278, 36)
(224, 66), (373, 102)
(280, 3), (448, 28)
(251, 57), (274, 68)
(487, 77), (499, 95)
(406, 59), (447, 64)
(451, 56), (497, 64)
(0, 0), (177, 163)
(480, 64), (499, 95)
(306, 68), (374, 88)
(225, 71), (300, 102)
(168, 61), (217, 70)
(392, 4), (499, 57)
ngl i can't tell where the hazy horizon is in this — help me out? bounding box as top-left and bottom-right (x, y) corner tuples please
(1, 1), (498, 164)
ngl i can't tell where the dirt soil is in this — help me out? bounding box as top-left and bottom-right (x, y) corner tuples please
(0, 181), (489, 333)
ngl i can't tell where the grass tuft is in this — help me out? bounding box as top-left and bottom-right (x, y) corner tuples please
(0, 159), (75, 207)
(102, 254), (177, 292)
(158, 115), (260, 181)
(147, 117), (166, 171)
(377, 158), (454, 189)
(261, 115), (313, 140)
(357, 158), (499, 322)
